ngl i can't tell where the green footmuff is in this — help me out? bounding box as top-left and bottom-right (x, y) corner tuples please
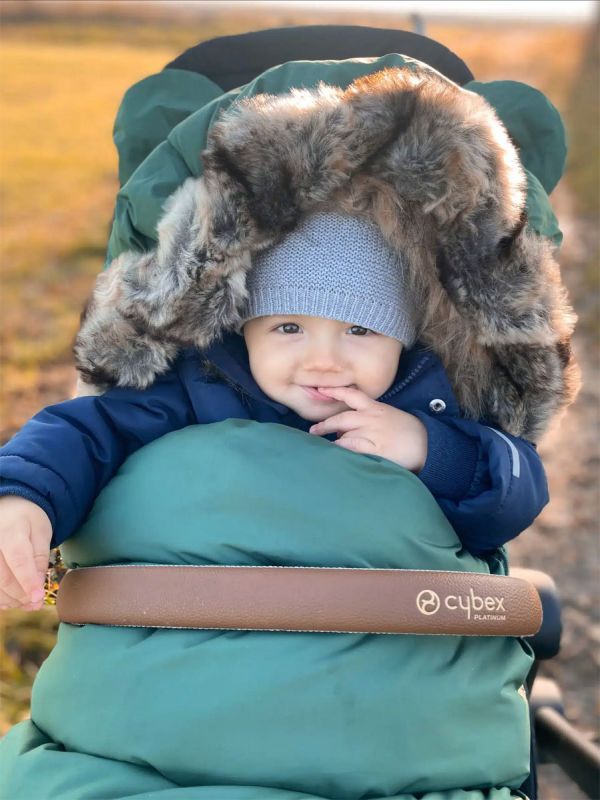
(0, 421), (532, 799)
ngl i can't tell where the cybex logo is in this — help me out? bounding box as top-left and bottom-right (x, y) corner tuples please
(416, 588), (507, 620)
(416, 590), (440, 615)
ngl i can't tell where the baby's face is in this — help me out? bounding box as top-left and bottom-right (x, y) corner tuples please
(243, 315), (403, 422)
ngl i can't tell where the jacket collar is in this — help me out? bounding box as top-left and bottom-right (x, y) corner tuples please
(203, 332), (435, 415)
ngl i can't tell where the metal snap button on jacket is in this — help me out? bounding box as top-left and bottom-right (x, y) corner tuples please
(429, 398), (446, 413)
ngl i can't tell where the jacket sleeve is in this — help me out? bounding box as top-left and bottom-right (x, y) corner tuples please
(0, 363), (196, 549)
(412, 412), (549, 555)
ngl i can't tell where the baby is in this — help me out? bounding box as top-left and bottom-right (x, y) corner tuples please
(0, 211), (549, 613)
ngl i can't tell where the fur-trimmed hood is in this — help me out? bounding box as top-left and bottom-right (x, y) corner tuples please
(75, 65), (579, 441)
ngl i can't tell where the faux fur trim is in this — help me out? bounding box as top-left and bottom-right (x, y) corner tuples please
(75, 66), (579, 441)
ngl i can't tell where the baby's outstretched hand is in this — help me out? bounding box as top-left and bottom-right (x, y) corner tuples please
(0, 496), (52, 611)
(308, 386), (428, 473)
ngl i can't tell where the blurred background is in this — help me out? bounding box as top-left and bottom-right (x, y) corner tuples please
(0, 1), (598, 796)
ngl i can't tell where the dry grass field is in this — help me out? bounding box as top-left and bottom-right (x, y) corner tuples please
(0, 3), (598, 795)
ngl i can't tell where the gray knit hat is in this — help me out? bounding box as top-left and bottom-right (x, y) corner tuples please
(239, 211), (416, 345)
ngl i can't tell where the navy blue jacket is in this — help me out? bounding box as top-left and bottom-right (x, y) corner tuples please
(0, 334), (548, 554)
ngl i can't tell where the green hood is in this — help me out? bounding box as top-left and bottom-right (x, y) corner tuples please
(106, 56), (566, 266)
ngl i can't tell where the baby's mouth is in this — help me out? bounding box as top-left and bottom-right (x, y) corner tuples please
(300, 385), (355, 401)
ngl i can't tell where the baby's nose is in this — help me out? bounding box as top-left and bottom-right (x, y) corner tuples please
(301, 347), (344, 373)
(304, 360), (342, 374)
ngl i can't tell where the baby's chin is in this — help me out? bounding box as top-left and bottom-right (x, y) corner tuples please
(293, 400), (348, 423)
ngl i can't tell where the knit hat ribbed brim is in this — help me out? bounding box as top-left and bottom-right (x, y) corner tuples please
(239, 212), (416, 345)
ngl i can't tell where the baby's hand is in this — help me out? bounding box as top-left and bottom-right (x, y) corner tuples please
(308, 386), (428, 473)
(0, 496), (52, 611)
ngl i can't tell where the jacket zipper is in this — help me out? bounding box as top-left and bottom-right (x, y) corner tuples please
(379, 355), (432, 402)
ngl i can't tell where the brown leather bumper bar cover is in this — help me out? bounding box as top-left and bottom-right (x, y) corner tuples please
(56, 565), (543, 636)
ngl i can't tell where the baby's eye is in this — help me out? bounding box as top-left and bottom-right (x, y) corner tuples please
(276, 323), (301, 334)
(348, 325), (372, 336)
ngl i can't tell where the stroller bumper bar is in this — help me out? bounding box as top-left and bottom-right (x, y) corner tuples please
(56, 565), (542, 636)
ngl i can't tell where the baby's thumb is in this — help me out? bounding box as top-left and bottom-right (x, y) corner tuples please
(29, 511), (53, 601)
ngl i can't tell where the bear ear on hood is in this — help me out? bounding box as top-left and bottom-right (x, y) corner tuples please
(74, 65), (580, 442)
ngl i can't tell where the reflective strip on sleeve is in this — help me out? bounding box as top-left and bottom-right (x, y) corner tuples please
(486, 427), (521, 478)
